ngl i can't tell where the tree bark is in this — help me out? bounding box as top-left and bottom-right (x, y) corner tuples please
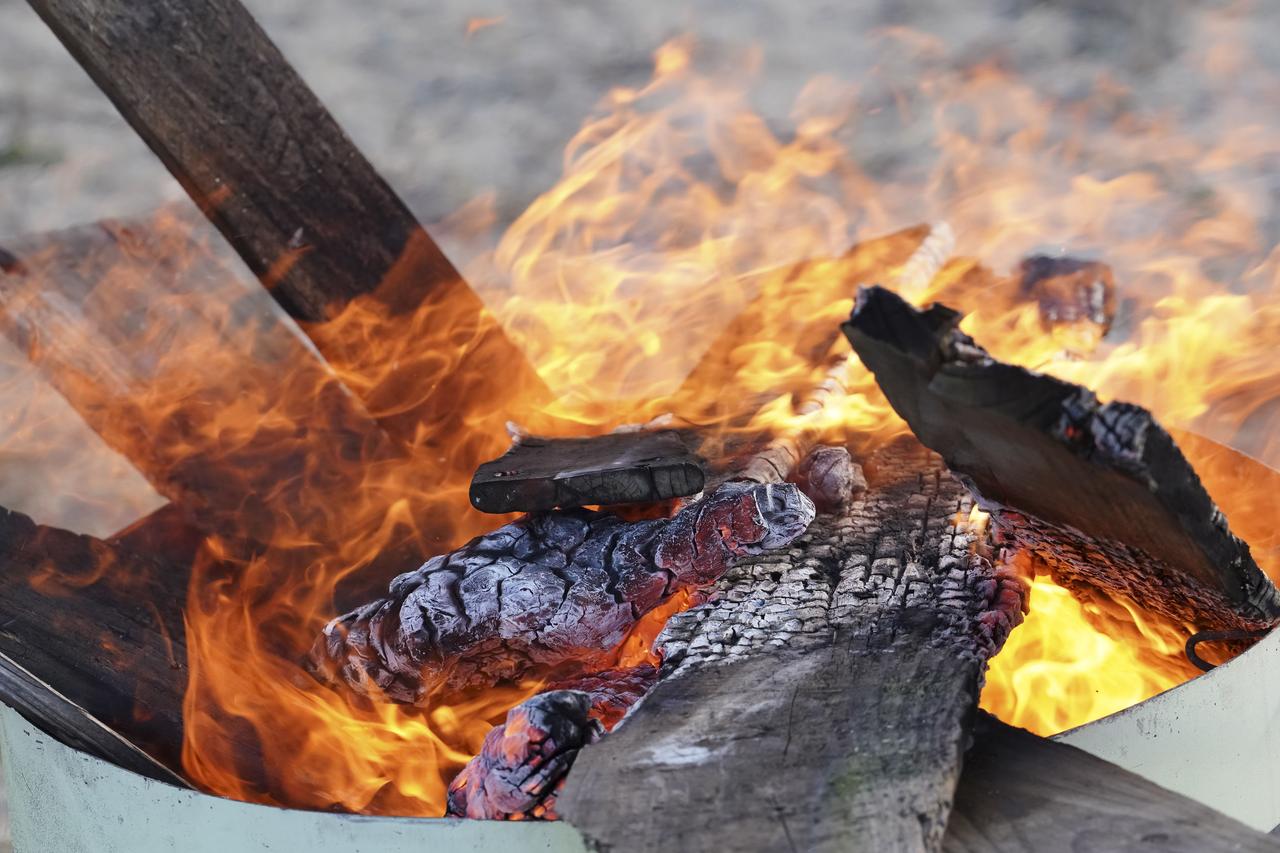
(558, 439), (1029, 852)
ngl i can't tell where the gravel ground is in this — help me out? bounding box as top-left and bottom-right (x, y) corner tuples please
(2, 0), (1279, 846)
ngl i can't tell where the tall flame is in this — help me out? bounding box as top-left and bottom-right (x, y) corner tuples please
(5, 13), (1280, 815)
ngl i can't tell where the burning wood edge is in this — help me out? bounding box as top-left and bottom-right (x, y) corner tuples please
(0, 504), (192, 785)
(306, 481), (815, 703)
(445, 666), (657, 820)
(843, 285), (1280, 634)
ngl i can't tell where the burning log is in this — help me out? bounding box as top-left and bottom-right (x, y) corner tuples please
(445, 691), (602, 821)
(0, 504), (190, 784)
(942, 714), (1280, 852)
(843, 286), (1280, 634)
(558, 439), (1028, 851)
(445, 667), (656, 820)
(470, 430), (705, 514)
(24, 0), (549, 449)
(307, 481), (815, 703)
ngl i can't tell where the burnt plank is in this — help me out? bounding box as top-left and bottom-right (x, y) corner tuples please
(25, 0), (548, 448)
(469, 430), (705, 513)
(843, 285), (1280, 633)
(942, 713), (1280, 853)
(559, 439), (1028, 852)
(0, 504), (189, 784)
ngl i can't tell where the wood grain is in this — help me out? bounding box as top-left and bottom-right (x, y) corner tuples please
(943, 713), (1280, 853)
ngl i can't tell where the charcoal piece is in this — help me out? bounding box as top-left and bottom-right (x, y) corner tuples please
(548, 664), (659, 731)
(1019, 255), (1115, 334)
(308, 482), (815, 703)
(445, 690), (602, 820)
(842, 285), (1280, 631)
(794, 445), (866, 512)
(470, 430), (705, 514)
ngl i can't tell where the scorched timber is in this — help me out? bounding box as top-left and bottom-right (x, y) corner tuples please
(558, 439), (1029, 853)
(0, 504), (189, 784)
(843, 286), (1280, 633)
(470, 430), (706, 513)
(308, 482), (815, 703)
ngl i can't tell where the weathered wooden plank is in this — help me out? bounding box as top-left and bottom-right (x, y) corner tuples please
(942, 713), (1280, 853)
(25, 0), (548, 448)
(470, 430), (705, 513)
(559, 439), (1029, 852)
(0, 504), (189, 784)
(843, 285), (1280, 634)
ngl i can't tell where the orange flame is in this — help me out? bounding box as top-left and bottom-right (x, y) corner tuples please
(4, 17), (1280, 814)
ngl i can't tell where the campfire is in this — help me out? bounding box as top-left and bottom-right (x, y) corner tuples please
(3, 1), (1280, 851)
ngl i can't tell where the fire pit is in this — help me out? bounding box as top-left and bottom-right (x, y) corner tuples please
(3, 0), (1280, 851)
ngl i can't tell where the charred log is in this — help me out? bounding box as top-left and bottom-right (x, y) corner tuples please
(445, 666), (657, 820)
(445, 690), (602, 821)
(794, 445), (865, 512)
(942, 714), (1280, 853)
(308, 482), (815, 704)
(843, 285), (1280, 634)
(470, 430), (705, 514)
(558, 439), (1028, 852)
(0, 504), (190, 784)
(1018, 255), (1116, 336)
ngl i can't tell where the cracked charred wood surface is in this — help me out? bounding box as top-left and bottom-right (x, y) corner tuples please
(470, 430), (705, 514)
(844, 286), (1280, 634)
(0, 504), (189, 785)
(308, 482), (815, 704)
(446, 667), (657, 820)
(559, 439), (1029, 853)
(942, 714), (1280, 853)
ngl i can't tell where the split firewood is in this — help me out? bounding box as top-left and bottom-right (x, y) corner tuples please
(470, 430), (705, 513)
(843, 285), (1280, 635)
(307, 481), (815, 704)
(0, 503), (191, 784)
(559, 439), (1030, 851)
(445, 666), (657, 820)
(25, 0), (551, 450)
(942, 713), (1280, 853)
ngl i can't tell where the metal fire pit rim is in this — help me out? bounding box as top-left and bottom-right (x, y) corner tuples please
(0, 702), (589, 853)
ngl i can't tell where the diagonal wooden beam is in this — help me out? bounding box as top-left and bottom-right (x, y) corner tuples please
(25, 0), (549, 447)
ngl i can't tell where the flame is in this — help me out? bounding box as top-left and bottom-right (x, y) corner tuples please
(4, 13), (1280, 816)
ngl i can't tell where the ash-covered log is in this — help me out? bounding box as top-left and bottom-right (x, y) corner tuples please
(470, 430), (705, 513)
(843, 286), (1280, 633)
(559, 439), (1028, 851)
(308, 482), (814, 704)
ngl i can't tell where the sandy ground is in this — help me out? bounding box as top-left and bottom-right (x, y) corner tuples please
(2, 0), (1279, 846)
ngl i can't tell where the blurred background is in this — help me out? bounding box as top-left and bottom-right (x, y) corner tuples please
(2, 0), (1277, 848)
